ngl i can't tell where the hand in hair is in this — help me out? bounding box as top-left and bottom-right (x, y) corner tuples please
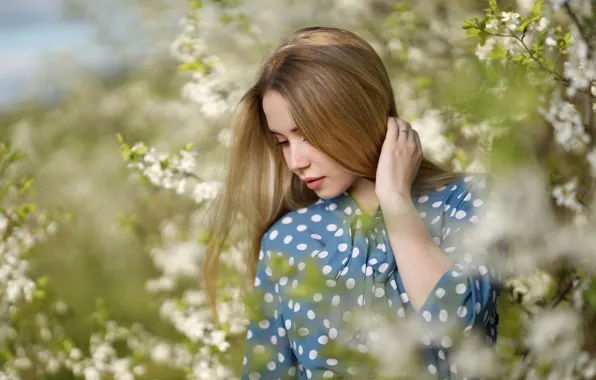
(375, 117), (423, 214)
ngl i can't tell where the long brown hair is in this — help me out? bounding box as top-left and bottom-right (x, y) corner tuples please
(202, 26), (460, 324)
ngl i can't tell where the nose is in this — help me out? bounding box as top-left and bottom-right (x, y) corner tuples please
(287, 141), (310, 172)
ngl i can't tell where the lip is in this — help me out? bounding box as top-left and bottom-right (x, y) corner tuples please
(301, 176), (324, 183)
(305, 177), (325, 190)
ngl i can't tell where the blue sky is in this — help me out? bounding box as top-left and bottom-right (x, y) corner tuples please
(0, 0), (108, 108)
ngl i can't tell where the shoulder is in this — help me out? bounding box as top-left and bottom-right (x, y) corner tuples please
(261, 198), (330, 253)
(414, 173), (491, 223)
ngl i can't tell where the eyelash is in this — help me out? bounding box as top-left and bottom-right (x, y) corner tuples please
(275, 138), (306, 147)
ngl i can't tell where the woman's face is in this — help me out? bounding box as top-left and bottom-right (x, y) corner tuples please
(262, 90), (357, 199)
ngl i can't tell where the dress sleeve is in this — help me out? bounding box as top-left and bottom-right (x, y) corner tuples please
(415, 176), (502, 343)
(241, 233), (298, 380)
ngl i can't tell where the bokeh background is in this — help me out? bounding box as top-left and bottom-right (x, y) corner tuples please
(1, 0), (596, 379)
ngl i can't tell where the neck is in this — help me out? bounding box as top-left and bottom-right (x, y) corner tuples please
(348, 177), (379, 216)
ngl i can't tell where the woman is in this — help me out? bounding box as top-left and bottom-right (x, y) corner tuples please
(203, 26), (500, 379)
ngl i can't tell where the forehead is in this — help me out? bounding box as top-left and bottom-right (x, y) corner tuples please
(262, 91), (297, 135)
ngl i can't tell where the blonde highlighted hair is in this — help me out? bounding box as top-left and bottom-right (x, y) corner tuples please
(203, 26), (460, 324)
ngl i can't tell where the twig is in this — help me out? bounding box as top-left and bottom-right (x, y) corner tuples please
(504, 27), (569, 83)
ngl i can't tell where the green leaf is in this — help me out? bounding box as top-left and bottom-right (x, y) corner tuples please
(531, 0), (544, 17)
(488, 0), (498, 12)
(489, 43), (508, 59)
(119, 144), (131, 161)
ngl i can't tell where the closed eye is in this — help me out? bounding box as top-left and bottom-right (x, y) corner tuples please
(275, 137), (306, 147)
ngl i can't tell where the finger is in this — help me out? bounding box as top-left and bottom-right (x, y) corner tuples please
(406, 123), (416, 144)
(382, 117), (398, 151)
(413, 129), (423, 152)
(395, 118), (409, 140)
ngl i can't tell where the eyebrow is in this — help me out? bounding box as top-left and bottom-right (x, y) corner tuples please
(268, 127), (299, 135)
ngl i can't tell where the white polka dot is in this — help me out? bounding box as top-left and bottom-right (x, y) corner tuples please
(473, 199), (484, 207)
(297, 243), (307, 251)
(400, 293), (409, 303)
(248, 372), (260, 380)
(455, 210), (467, 219)
(298, 345), (303, 355)
(456, 283), (467, 294)
(318, 335), (328, 345)
(313, 293), (322, 302)
(334, 228), (344, 236)
(322, 265), (332, 275)
(457, 306), (467, 318)
(435, 288), (446, 298)
(428, 364), (437, 374)
(294, 302), (301, 312)
(285, 319), (292, 329)
(351, 247), (360, 258)
(283, 235), (293, 244)
(418, 195), (429, 203)
(431, 215), (441, 224)
(365, 267), (373, 276)
(279, 277), (288, 286)
(265, 267), (272, 277)
(309, 350), (318, 360)
(397, 307), (405, 318)
(327, 358), (338, 366)
(278, 327), (286, 337)
(479, 265), (488, 275)
(267, 361), (276, 371)
(338, 243), (348, 252)
(347, 367), (358, 375)
(378, 263), (389, 273)
(464, 192), (472, 201)
(278, 353), (285, 362)
(311, 214), (322, 222)
(438, 350), (446, 360)
(332, 295), (340, 305)
(281, 217), (293, 224)
(328, 203), (338, 210)
(357, 295), (364, 306)
(297, 224), (307, 231)
(326, 224), (338, 231)
(269, 230), (278, 240)
(307, 310), (316, 319)
(374, 287), (385, 298)
(440, 310), (448, 322)
(357, 344), (368, 353)
(470, 215), (479, 223)
(329, 328), (337, 339)
(318, 251), (328, 259)
(432, 201), (443, 208)
(311, 233), (322, 240)
(270, 335), (277, 345)
(344, 206), (352, 215)
(264, 293), (274, 303)
(423, 311), (432, 322)
(442, 335), (453, 348)
(346, 278), (355, 289)
(326, 280), (336, 288)
(254, 345), (265, 354)
(259, 320), (270, 329)
(323, 370), (334, 378)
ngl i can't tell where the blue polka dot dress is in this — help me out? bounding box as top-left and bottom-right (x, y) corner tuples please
(241, 175), (501, 380)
